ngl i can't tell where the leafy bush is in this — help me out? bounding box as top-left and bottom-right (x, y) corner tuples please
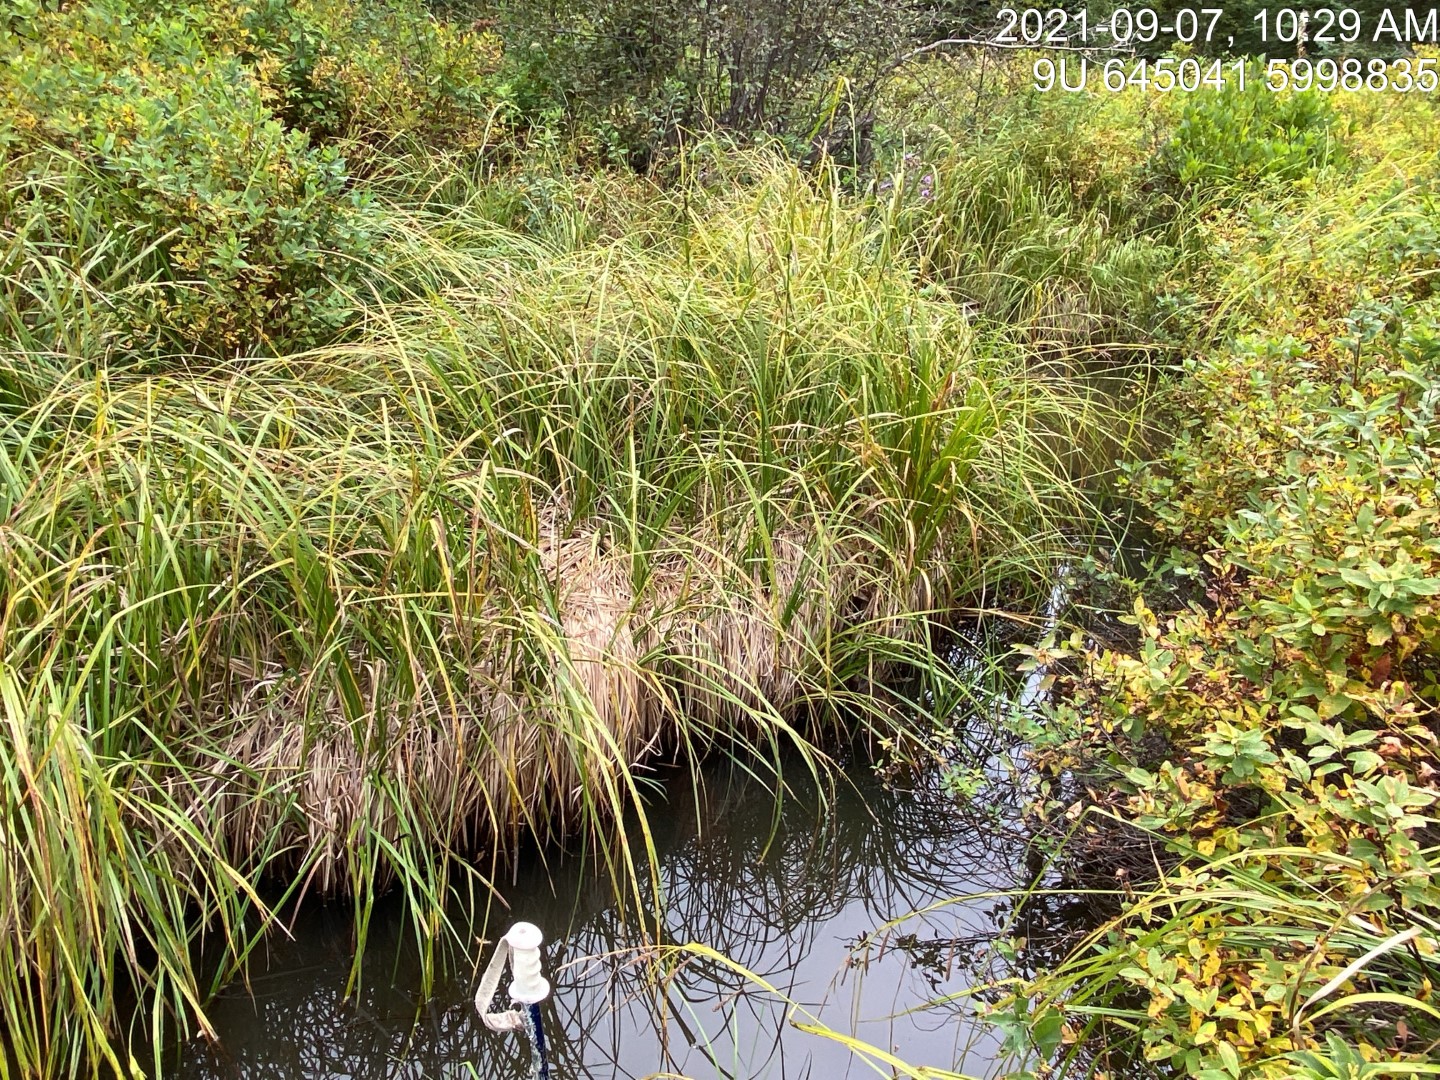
(1, 0), (380, 356)
(1157, 74), (1346, 190)
(240, 0), (508, 160)
(1011, 160), (1440, 1078)
(490, 0), (932, 165)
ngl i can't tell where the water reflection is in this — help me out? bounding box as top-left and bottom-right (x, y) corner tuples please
(169, 740), (1033, 1080)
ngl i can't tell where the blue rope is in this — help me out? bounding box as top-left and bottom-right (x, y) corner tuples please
(522, 1002), (551, 1080)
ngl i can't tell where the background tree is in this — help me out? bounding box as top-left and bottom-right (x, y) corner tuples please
(471, 0), (942, 166)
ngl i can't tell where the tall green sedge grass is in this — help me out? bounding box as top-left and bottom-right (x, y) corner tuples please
(0, 146), (1149, 1074)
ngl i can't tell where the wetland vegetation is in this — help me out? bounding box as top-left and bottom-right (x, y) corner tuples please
(1, 1), (1439, 1077)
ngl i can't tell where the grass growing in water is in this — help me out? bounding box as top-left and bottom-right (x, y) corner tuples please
(0, 114), (1146, 1077)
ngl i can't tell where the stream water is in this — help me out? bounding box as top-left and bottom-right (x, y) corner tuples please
(158, 738), (1049, 1080)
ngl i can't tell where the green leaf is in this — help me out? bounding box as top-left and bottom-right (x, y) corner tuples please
(1030, 1007), (1065, 1059)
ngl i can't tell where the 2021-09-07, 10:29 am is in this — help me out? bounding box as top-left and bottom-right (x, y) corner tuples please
(995, 5), (1440, 48)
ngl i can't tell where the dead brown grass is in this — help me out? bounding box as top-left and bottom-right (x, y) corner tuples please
(184, 512), (957, 893)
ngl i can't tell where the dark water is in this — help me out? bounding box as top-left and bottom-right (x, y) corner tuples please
(161, 733), (1042, 1080)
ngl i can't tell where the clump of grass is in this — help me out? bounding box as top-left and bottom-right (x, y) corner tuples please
(0, 141), (1137, 1073)
(872, 67), (1181, 368)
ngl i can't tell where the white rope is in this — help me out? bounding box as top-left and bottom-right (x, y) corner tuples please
(474, 936), (525, 1032)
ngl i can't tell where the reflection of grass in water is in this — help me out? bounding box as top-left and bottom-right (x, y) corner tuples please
(540, 747), (1039, 1080)
(655, 942), (984, 1080)
(165, 709), (1039, 1079)
(672, 873), (1135, 1080)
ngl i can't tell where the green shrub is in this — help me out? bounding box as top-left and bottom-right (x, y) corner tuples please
(1009, 160), (1440, 1079)
(240, 0), (509, 160)
(1, 0), (379, 356)
(1157, 73), (1346, 191)
(488, 0), (932, 166)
